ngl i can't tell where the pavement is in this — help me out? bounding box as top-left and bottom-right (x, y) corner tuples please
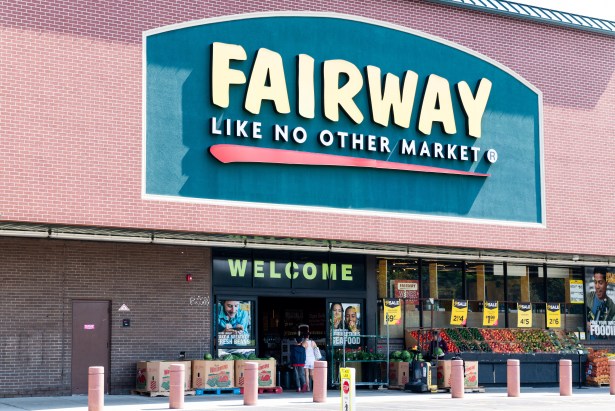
(0, 386), (613, 411)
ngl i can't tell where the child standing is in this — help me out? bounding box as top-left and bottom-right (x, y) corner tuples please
(290, 336), (307, 392)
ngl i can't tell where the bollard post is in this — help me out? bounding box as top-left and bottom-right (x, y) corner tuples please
(507, 359), (520, 397)
(169, 363), (185, 409)
(88, 366), (104, 411)
(451, 359), (464, 398)
(243, 361), (258, 406)
(609, 359), (615, 395)
(559, 359), (572, 396)
(313, 361), (327, 403)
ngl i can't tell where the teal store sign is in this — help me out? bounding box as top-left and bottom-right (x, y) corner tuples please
(144, 13), (544, 224)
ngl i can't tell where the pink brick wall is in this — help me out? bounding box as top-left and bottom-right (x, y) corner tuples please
(1, 0), (614, 256)
(0, 236), (212, 396)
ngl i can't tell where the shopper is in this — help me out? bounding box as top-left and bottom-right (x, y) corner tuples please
(290, 336), (307, 392)
(302, 332), (319, 391)
(426, 329), (448, 362)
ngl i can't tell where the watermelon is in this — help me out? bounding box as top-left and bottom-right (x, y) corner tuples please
(203, 353), (213, 360)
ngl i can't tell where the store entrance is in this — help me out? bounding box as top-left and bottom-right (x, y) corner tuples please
(258, 296), (327, 365)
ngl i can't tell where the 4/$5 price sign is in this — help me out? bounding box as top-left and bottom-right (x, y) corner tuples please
(517, 302), (532, 328)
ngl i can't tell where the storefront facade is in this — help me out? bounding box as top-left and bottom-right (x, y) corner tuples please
(1, 0), (614, 396)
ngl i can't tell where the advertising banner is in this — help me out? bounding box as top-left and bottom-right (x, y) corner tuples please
(585, 268), (615, 339)
(217, 300), (255, 347)
(330, 302), (362, 346)
(392, 280), (419, 303)
(144, 13), (543, 225)
(569, 279), (584, 304)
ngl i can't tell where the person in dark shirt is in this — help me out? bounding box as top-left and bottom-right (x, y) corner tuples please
(426, 330), (448, 362)
(290, 337), (307, 392)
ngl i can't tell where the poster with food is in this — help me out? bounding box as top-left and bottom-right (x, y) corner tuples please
(585, 268), (615, 339)
(330, 302), (361, 346)
(217, 299), (255, 347)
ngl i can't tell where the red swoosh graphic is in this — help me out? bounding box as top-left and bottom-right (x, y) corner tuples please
(209, 144), (489, 177)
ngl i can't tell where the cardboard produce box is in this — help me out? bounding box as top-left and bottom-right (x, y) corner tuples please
(235, 359), (276, 387)
(463, 361), (478, 388)
(192, 360), (234, 389)
(135, 361), (192, 392)
(388, 362), (410, 386)
(437, 360), (478, 388)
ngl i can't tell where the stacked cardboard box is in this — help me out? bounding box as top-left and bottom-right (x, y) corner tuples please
(192, 360), (235, 389)
(436, 360), (478, 388)
(586, 349), (610, 386)
(234, 359), (276, 387)
(388, 362), (410, 387)
(135, 361), (192, 392)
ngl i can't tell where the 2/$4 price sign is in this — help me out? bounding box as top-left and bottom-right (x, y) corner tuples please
(450, 300), (468, 326)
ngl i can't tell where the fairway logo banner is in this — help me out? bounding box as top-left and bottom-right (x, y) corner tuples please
(144, 13), (543, 223)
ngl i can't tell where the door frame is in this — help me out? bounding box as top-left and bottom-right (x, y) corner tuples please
(71, 299), (111, 394)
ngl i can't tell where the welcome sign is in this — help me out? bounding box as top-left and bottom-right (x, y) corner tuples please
(212, 252), (366, 290)
(144, 13), (543, 224)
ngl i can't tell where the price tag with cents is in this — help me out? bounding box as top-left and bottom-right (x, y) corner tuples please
(450, 300), (468, 326)
(483, 301), (499, 326)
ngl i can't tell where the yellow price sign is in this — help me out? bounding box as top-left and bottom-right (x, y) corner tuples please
(547, 303), (561, 328)
(384, 299), (401, 325)
(450, 300), (468, 326)
(517, 302), (532, 327)
(483, 301), (498, 326)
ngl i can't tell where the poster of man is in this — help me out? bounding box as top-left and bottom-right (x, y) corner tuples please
(585, 267), (615, 339)
(330, 302), (361, 346)
(217, 299), (253, 346)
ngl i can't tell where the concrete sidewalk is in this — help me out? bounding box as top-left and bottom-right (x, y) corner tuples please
(1, 386), (613, 411)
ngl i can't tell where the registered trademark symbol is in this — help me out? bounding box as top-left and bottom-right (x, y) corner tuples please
(485, 149), (498, 164)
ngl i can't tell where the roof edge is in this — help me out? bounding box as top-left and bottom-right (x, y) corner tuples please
(428, 0), (615, 36)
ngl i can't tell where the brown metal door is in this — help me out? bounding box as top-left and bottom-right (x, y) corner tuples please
(72, 300), (110, 394)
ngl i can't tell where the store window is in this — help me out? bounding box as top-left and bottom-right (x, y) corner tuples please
(376, 258), (420, 337)
(420, 260), (463, 328)
(546, 266), (584, 333)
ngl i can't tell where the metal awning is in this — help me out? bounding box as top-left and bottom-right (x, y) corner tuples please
(429, 0), (615, 36)
(0, 221), (612, 266)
